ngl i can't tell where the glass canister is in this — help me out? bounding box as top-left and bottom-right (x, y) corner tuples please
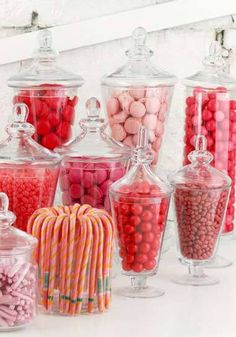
(0, 193), (37, 331)
(56, 97), (130, 212)
(0, 103), (61, 232)
(170, 135), (231, 286)
(109, 127), (172, 297)
(183, 41), (236, 234)
(8, 29), (84, 150)
(101, 27), (176, 165)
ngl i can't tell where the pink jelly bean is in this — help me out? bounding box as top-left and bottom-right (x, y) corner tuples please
(111, 124), (127, 141)
(106, 97), (120, 115)
(124, 117), (141, 134)
(68, 168), (82, 183)
(83, 172), (94, 188)
(142, 114), (157, 130)
(129, 101), (146, 118)
(145, 97), (161, 114)
(69, 184), (83, 199)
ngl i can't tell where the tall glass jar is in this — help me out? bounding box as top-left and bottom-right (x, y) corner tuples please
(8, 30), (84, 150)
(56, 97), (130, 212)
(170, 135), (231, 285)
(0, 103), (61, 232)
(183, 41), (236, 234)
(109, 127), (172, 297)
(0, 193), (37, 331)
(101, 27), (176, 165)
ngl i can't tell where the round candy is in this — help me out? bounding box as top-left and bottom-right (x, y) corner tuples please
(142, 114), (157, 130)
(106, 97), (120, 115)
(130, 101), (146, 118)
(70, 184), (83, 199)
(129, 88), (146, 100)
(111, 124), (126, 141)
(145, 97), (161, 114)
(124, 117), (141, 134)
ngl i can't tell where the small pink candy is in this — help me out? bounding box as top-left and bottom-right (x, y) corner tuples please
(124, 117), (141, 134)
(129, 88), (146, 100)
(111, 124), (127, 141)
(142, 114), (157, 130)
(123, 135), (134, 147)
(215, 110), (225, 122)
(95, 168), (107, 185)
(155, 121), (164, 135)
(106, 97), (120, 116)
(68, 168), (82, 184)
(69, 184), (83, 199)
(152, 137), (162, 151)
(109, 167), (124, 182)
(100, 180), (112, 195)
(113, 111), (128, 123)
(145, 97), (161, 114)
(129, 101), (146, 118)
(87, 186), (103, 200)
(82, 194), (97, 207)
(118, 92), (134, 112)
(82, 171), (94, 188)
(132, 134), (138, 146)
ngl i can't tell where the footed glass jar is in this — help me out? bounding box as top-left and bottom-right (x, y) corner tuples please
(0, 103), (61, 231)
(56, 97), (130, 212)
(0, 193), (37, 331)
(101, 27), (176, 165)
(170, 135), (231, 286)
(183, 41), (236, 234)
(110, 127), (172, 298)
(8, 30), (84, 150)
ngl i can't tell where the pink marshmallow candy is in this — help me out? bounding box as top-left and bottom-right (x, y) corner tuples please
(124, 117), (141, 134)
(129, 101), (146, 118)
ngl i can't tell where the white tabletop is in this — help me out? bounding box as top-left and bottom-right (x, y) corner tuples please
(11, 235), (236, 337)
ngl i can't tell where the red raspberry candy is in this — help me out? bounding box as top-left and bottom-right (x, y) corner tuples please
(42, 133), (61, 150)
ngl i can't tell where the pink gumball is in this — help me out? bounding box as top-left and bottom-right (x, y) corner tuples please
(124, 117), (141, 134)
(142, 114), (157, 130)
(145, 97), (161, 114)
(111, 124), (127, 141)
(130, 101), (146, 118)
(106, 97), (120, 116)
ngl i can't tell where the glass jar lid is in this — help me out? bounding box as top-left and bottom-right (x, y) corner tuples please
(110, 126), (172, 199)
(184, 41), (236, 89)
(0, 193), (37, 253)
(169, 135), (231, 189)
(0, 103), (61, 166)
(101, 27), (177, 87)
(56, 97), (131, 162)
(8, 29), (84, 88)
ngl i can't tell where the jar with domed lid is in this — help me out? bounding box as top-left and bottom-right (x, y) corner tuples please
(101, 26), (176, 165)
(56, 97), (130, 212)
(0, 103), (61, 232)
(8, 29), (84, 150)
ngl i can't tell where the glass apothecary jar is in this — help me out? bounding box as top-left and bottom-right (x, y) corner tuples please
(170, 135), (231, 286)
(101, 27), (176, 165)
(183, 41), (236, 234)
(8, 29), (84, 150)
(0, 193), (37, 331)
(56, 97), (130, 212)
(0, 103), (61, 232)
(109, 127), (172, 297)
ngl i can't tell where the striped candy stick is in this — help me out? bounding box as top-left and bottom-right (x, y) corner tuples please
(63, 213), (76, 314)
(95, 215), (105, 312)
(63, 206), (71, 215)
(77, 204), (92, 217)
(27, 208), (50, 234)
(58, 216), (69, 313)
(70, 204), (80, 214)
(47, 214), (65, 311)
(69, 217), (87, 315)
(87, 215), (99, 313)
(76, 216), (93, 314)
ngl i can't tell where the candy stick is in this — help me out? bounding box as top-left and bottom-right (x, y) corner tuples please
(63, 213), (76, 314)
(62, 206), (71, 215)
(27, 208), (50, 234)
(95, 215), (105, 312)
(31, 213), (49, 263)
(87, 215), (99, 313)
(69, 217), (87, 315)
(76, 216), (93, 314)
(58, 216), (69, 313)
(77, 204), (92, 217)
(47, 214), (65, 311)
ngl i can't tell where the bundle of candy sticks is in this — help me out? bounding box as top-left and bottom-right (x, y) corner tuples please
(27, 203), (114, 315)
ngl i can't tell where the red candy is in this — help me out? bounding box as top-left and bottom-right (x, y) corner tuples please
(13, 85), (79, 149)
(184, 87), (236, 233)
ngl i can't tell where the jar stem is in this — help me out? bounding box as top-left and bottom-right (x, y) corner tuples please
(188, 264), (205, 279)
(130, 275), (147, 290)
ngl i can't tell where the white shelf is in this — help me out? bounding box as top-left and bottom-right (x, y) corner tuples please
(11, 236), (236, 337)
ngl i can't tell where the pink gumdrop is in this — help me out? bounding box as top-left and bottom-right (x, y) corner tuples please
(118, 92), (134, 112)
(152, 137), (162, 151)
(70, 184), (83, 199)
(62, 191), (72, 205)
(155, 121), (164, 135)
(106, 97), (120, 116)
(60, 174), (70, 191)
(68, 168), (82, 183)
(142, 114), (157, 130)
(87, 185), (103, 200)
(130, 101), (146, 118)
(100, 180), (112, 195)
(111, 124), (127, 141)
(113, 111), (128, 123)
(110, 167), (125, 182)
(123, 135), (134, 147)
(129, 87), (146, 100)
(82, 171), (94, 188)
(215, 110), (225, 122)
(95, 168), (107, 185)
(124, 117), (141, 134)
(145, 97), (161, 114)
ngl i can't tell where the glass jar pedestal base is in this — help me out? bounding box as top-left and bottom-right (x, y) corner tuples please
(116, 276), (164, 298)
(205, 255), (233, 269)
(172, 265), (219, 286)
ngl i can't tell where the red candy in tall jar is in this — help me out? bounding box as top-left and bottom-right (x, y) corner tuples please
(110, 127), (172, 298)
(0, 103), (61, 231)
(56, 97), (130, 213)
(183, 41), (236, 234)
(102, 27), (176, 165)
(8, 30), (84, 150)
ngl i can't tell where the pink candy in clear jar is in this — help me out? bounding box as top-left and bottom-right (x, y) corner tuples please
(56, 97), (130, 212)
(101, 27), (176, 165)
(0, 193), (37, 331)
